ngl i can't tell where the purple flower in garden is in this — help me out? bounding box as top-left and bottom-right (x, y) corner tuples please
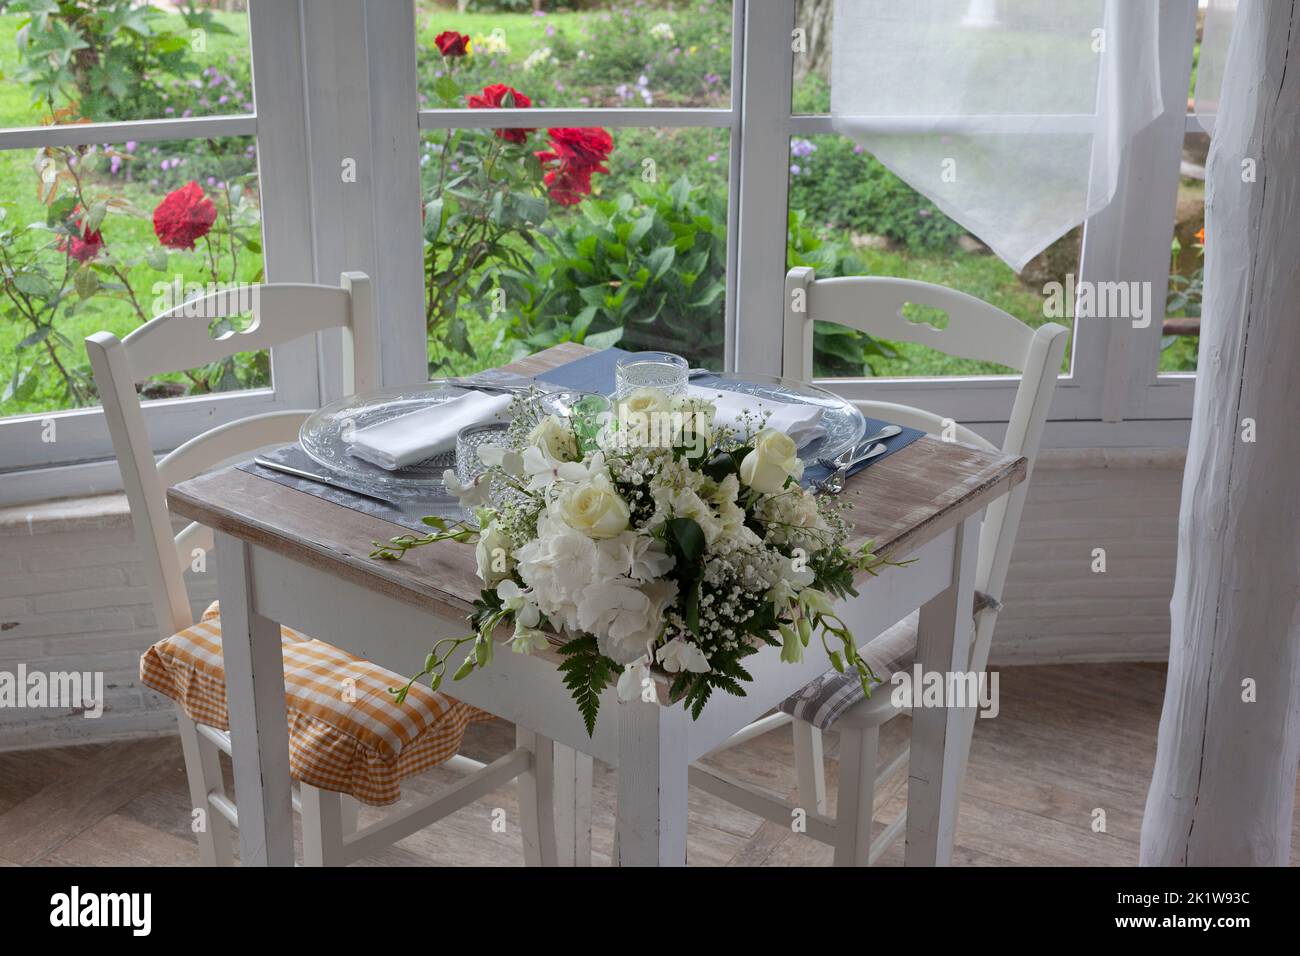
(218, 95), (229, 105)
(615, 84), (631, 101)
(791, 138), (817, 159)
(181, 109), (192, 118)
(555, 81), (565, 92)
(853, 144), (865, 154)
(546, 24), (555, 36)
(110, 155), (122, 174)
(704, 73), (720, 86)
(707, 154), (718, 163)
(207, 177), (217, 186)
(790, 163), (801, 176)
(165, 106), (174, 114)
(126, 141), (137, 153)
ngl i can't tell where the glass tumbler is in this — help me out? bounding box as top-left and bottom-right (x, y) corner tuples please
(614, 351), (689, 398)
(455, 422), (511, 489)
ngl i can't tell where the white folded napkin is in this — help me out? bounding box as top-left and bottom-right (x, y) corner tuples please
(687, 384), (826, 449)
(347, 390), (512, 470)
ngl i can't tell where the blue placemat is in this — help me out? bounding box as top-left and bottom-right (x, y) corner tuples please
(537, 347), (926, 484)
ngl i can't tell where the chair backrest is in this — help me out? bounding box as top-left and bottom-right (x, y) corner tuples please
(783, 266), (1069, 666)
(86, 272), (379, 641)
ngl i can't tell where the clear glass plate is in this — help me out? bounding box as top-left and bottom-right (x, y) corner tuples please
(687, 372), (866, 463)
(298, 381), (591, 499)
(299, 373), (865, 499)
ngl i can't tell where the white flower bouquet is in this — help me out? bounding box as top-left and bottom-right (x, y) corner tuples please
(372, 386), (904, 733)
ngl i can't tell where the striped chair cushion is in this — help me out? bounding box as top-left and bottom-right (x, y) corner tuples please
(778, 590), (999, 731)
(141, 602), (490, 806)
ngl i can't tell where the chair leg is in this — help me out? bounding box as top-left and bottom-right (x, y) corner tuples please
(175, 708), (234, 866)
(516, 726), (559, 866)
(301, 785), (349, 866)
(340, 794), (360, 835)
(832, 724), (879, 867)
(792, 719), (828, 816)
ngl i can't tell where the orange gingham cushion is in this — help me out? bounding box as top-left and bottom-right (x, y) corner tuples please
(141, 602), (491, 806)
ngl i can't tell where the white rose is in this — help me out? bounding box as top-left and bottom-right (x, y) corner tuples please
(474, 521), (512, 586)
(739, 428), (803, 494)
(617, 387), (672, 447)
(554, 472), (631, 539)
(529, 414), (578, 462)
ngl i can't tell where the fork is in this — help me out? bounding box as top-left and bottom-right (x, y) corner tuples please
(813, 442), (888, 494)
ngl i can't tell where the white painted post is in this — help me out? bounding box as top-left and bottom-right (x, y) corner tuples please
(553, 744), (593, 866)
(615, 699), (690, 866)
(1141, 0), (1300, 866)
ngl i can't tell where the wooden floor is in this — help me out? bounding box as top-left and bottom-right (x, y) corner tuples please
(2, 662), (1297, 866)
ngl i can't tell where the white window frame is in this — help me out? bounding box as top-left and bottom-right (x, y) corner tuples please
(0, 0), (1204, 506)
(735, 0), (1201, 451)
(0, 1), (322, 504)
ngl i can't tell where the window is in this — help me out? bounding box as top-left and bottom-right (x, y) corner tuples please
(0, 3), (318, 501)
(0, 1), (1203, 506)
(415, 2), (738, 379)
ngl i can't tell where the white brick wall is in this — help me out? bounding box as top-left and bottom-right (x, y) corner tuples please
(0, 448), (1184, 751)
(0, 495), (215, 751)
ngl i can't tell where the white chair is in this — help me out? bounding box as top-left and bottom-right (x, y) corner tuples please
(689, 267), (1069, 865)
(86, 273), (560, 866)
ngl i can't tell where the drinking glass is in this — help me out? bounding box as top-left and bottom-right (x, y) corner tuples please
(455, 422), (510, 488)
(614, 351), (689, 398)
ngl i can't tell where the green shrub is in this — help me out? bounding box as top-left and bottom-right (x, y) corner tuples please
(502, 174), (728, 366)
(789, 135), (965, 253)
(10, 0), (233, 122)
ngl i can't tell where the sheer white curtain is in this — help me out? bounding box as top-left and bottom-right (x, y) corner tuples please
(1194, 0), (1238, 130)
(830, 0), (1164, 271)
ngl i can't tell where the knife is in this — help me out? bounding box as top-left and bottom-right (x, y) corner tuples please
(252, 456), (407, 506)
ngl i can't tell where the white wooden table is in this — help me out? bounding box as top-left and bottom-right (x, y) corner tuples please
(167, 343), (1025, 866)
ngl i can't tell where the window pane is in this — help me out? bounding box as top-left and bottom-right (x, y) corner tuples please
(421, 124), (729, 376)
(0, 136), (266, 418)
(0, 4), (253, 127)
(416, 1), (732, 110)
(792, 0), (832, 114)
(788, 134), (1074, 377)
(1161, 131), (1205, 373)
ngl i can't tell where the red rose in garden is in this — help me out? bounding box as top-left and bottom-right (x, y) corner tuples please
(539, 127), (613, 172)
(536, 127), (613, 205)
(466, 83), (533, 144)
(57, 211), (104, 263)
(542, 166), (597, 207)
(434, 30), (470, 58)
(152, 181), (218, 250)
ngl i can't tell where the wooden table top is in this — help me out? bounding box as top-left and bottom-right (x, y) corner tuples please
(168, 343), (1026, 617)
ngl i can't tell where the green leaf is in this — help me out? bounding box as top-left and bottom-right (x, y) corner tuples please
(16, 326), (51, 349)
(146, 246), (168, 271)
(665, 516), (705, 567)
(13, 272), (52, 298)
(556, 635), (615, 736)
(73, 267), (99, 300)
(646, 245), (675, 282)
